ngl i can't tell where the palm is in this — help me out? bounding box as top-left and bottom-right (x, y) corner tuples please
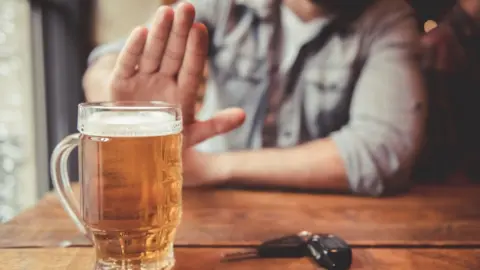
(108, 3), (244, 148)
(112, 73), (178, 105)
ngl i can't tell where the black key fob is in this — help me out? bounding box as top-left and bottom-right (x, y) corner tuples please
(257, 232), (310, 258)
(306, 234), (352, 270)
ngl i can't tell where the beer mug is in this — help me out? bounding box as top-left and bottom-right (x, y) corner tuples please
(51, 101), (183, 270)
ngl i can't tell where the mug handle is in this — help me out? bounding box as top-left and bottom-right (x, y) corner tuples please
(50, 133), (92, 240)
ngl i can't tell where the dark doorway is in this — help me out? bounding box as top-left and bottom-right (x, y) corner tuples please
(30, 0), (93, 189)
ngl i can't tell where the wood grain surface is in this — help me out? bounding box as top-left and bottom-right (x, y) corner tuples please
(1, 247), (479, 270)
(1, 185), (479, 248)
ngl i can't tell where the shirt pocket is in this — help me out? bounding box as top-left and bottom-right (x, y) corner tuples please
(213, 48), (265, 108)
(303, 67), (351, 137)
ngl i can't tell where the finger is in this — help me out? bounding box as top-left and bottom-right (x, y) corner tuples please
(159, 2), (196, 76)
(112, 27), (147, 79)
(185, 108), (246, 147)
(139, 6), (174, 73)
(178, 22), (209, 124)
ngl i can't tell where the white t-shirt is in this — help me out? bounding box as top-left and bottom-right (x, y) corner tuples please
(279, 5), (328, 73)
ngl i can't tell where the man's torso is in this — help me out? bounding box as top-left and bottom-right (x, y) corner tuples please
(195, 0), (417, 152)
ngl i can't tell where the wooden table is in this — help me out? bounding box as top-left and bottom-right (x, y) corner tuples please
(1, 184), (479, 269)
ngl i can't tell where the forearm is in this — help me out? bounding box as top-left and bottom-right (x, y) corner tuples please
(219, 138), (350, 192)
(82, 54), (118, 102)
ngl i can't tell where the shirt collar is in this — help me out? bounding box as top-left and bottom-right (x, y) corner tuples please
(235, 0), (278, 19)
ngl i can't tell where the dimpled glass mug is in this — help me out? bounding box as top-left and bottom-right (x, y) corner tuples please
(51, 101), (183, 270)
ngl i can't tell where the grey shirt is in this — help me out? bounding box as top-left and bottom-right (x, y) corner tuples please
(88, 0), (427, 196)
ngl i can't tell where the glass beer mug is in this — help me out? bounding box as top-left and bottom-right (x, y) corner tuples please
(51, 101), (183, 270)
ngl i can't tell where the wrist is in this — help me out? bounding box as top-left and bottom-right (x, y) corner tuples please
(83, 67), (113, 102)
(213, 152), (235, 183)
(83, 54), (118, 102)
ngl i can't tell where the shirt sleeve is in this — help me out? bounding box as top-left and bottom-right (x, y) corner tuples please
(87, 0), (229, 65)
(330, 8), (427, 196)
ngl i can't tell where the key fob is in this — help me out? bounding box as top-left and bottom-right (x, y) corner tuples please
(306, 234), (352, 270)
(257, 232), (310, 258)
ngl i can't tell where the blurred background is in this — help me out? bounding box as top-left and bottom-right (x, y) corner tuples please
(0, 0), (458, 222)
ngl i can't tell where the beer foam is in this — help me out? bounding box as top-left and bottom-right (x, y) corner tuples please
(79, 111), (182, 137)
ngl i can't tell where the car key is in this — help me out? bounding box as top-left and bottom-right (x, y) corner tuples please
(257, 231), (311, 258)
(223, 231), (310, 261)
(306, 234), (352, 270)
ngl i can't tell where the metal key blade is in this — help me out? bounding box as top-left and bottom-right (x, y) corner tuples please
(222, 250), (258, 262)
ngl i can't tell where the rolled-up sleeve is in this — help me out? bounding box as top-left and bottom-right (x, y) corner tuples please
(330, 11), (427, 196)
(87, 0), (228, 65)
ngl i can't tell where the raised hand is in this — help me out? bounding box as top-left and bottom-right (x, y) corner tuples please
(108, 3), (245, 148)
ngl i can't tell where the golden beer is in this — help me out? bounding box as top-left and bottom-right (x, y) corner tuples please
(51, 102), (183, 270)
(80, 134), (182, 266)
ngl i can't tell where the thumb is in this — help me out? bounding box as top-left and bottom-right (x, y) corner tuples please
(184, 108), (246, 147)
